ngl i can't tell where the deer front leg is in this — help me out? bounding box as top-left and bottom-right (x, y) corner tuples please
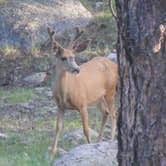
(80, 107), (91, 143)
(49, 108), (65, 157)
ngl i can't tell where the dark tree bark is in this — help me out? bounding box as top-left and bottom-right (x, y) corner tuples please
(115, 0), (166, 165)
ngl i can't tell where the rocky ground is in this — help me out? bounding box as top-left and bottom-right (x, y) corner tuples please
(0, 0), (92, 51)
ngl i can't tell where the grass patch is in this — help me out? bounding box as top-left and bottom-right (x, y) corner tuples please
(0, 88), (34, 104)
(0, 0), (9, 5)
(0, 131), (51, 166)
(64, 112), (82, 131)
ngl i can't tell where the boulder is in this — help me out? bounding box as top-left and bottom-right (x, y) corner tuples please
(0, 0), (92, 51)
(54, 141), (118, 166)
(23, 72), (47, 86)
(63, 128), (98, 145)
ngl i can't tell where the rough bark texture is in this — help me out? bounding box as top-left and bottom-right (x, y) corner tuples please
(116, 0), (166, 166)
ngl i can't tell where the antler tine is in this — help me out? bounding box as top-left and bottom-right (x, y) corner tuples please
(69, 27), (84, 49)
(47, 27), (56, 42)
(73, 27), (84, 41)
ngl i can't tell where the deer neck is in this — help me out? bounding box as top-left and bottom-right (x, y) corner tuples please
(54, 63), (72, 95)
(54, 64), (74, 107)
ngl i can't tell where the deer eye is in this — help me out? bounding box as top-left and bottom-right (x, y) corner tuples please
(61, 57), (67, 61)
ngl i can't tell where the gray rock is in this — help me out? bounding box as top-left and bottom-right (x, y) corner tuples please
(0, 0), (92, 51)
(63, 128), (98, 145)
(35, 87), (52, 97)
(107, 52), (117, 63)
(23, 72), (47, 86)
(95, 2), (104, 11)
(57, 148), (67, 157)
(0, 133), (9, 139)
(54, 141), (118, 166)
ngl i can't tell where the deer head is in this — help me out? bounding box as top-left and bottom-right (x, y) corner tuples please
(47, 27), (80, 74)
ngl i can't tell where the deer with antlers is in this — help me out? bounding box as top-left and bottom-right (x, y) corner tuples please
(47, 27), (118, 156)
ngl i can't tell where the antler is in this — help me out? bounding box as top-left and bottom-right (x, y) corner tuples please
(47, 27), (56, 42)
(69, 27), (84, 50)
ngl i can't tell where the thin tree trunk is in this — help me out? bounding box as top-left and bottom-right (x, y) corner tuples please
(115, 0), (166, 165)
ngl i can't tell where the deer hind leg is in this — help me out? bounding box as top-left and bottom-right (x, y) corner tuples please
(80, 107), (91, 143)
(106, 97), (116, 140)
(49, 107), (65, 156)
(97, 98), (109, 142)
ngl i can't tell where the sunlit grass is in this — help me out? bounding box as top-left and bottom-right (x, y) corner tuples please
(0, 46), (18, 59)
(0, 0), (9, 4)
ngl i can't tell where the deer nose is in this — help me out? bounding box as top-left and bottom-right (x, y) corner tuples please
(73, 67), (80, 74)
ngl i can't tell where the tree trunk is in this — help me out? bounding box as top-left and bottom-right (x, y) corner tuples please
(115, 0), (166, 165)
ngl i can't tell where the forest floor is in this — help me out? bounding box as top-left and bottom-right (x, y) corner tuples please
(0, 1), (118, 165)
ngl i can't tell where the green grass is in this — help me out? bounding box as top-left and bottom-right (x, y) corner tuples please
(0, 0), (9, 4)
(0, 131), (51, 166)
(0, 88), (34, 104)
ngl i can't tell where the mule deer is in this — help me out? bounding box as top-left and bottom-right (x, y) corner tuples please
(47, 27), (118, 156)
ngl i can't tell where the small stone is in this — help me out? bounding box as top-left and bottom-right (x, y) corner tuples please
(23, 72), (47, 86)
(107, 52), (117, 63)
(0, 133), (9, 139)
(35, 87), (52, 97)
